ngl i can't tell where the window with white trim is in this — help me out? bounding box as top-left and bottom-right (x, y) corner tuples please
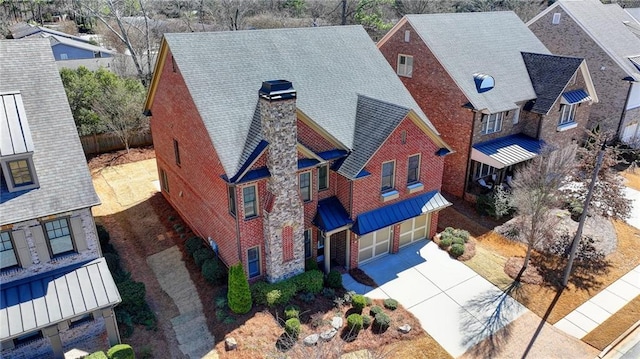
(559, 104), (576, 125)
(304, 229), (311, 258)
(397, 54), (413, 77)
(0, 231), (18, 270)
(243, 185), (258, 218)
(299, 172), (311, 202)
(381, 161), (395, 192)
(481, 112), (504, 135)
(473, 161), (497, 180)
(44, 218), (74, 257)
(247, 246), (260, 278)
(407, 154), (420, 184)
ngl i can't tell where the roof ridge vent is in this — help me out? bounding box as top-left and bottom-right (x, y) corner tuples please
(473, 73), (495, 94)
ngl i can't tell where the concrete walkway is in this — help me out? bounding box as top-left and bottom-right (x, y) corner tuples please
(147, 246), (218, 359)
(554, 264), (640, 339)
(343, 240), (528, 357)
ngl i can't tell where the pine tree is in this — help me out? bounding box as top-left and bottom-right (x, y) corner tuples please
(227, 263), (252, 314)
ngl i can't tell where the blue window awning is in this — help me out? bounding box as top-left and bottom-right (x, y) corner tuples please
(561, 89), (591, 105)
(352, 190), (451, 236)
(471, 134), (544, 169)
(313, 197), (353, 233)
(1, 258), (120, 341)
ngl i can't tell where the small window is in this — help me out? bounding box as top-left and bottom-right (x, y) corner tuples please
(304, 229), (311, 258)
(299, 172), (311, 202)
(60, 53), (68, 60)
(173, 139), (181, 166)
(247, 246), (260, 278)
(481, 112), (504, 135)
(559, 104), (576, 125)
(228, 186), (236, 216)
(512, 108), (520, 125)
(397, 54), (413, 77)
(160, 169), (169, 193)
(0, 231), (19, 270)
(381, 161), (395, 192)
(44, 218), (74, 257)
(404, 30), (410, 42)
(243, 185), (258, 218)
(552, 13), (561, 25)
(13, 331), (43, 348)
(318, 165), (328, 191)
(407, 154), (420, 184)
(8, 159), (34, 188)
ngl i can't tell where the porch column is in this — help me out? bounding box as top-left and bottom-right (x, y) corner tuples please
(43, 325), (63, 359)
(102, 308), (121, 346)
(324, 232), (331, 274)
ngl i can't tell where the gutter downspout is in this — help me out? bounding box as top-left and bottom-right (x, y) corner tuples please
(616, 80), (634, 139)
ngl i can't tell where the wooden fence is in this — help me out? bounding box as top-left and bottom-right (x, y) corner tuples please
(80, 131), (153, 155)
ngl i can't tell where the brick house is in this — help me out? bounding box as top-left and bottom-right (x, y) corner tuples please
(144, 26), (452, 282)
(527, 0), (640, 146)
(377, 12), (598, 199)
(0, 39), (121, 358)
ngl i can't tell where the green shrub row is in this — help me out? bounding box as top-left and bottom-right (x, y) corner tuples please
(325, 269), (342, 289)
(251, 270), (324, 306)
(86, 344), (134, 359)
(438, 227), (468, 258)
(185, 237), (228, 286)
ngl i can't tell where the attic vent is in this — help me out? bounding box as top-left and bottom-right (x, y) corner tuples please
(473, 73), (494, 93)
(552, 13), (561, 24)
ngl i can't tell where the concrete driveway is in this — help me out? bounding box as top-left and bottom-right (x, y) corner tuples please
(343, 240), (527, 357)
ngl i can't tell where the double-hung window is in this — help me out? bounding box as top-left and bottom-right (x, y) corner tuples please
(397, 54), (413, 77)
(559, 104), (576, 125)
(247, 247), (260, 278)
(481, 112), (504, 135)
(407, 155), (420, 184)
(0, 231), (18, 270)
(44, 218), (74, 257)
(318, 165), (328, 191)
(299, 172), (311, 202)
(304, 229), (311, 258)
(243, 185), (257, 218)
(381, 161), (395, 192)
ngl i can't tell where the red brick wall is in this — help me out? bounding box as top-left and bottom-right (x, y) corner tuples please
(297, 119), (336, 153)
(237, 180), (268, 277)
(350, 116), (444, 217)
(378, 22), (474, 197)
(150, 49), (240, 268)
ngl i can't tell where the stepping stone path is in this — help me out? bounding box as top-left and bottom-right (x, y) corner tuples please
(303, 334), (319, 346)
(331, 316), (343, 329)
(148, 246), (218, 359)
(320, 328), (338, 341)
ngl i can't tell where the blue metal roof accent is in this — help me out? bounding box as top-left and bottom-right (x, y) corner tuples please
(471, 134), (545, 169)
(236, 167), (270, 184)
(436, 148), (450, 157)
(352, 190), (451, 236)
(355, 169), (371, 178)
(0, 258), (120, 340)
(562, 89), (591, 104)
(318, 149), (349, 161)
(229, 140), (268, 183)
(313, 197), (353, 232)
(298, 158), (320, 170)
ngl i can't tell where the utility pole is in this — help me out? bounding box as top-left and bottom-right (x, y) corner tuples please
(562, 141), (606, 287)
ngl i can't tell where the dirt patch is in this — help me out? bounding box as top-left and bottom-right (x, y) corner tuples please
(504, 257), (544, 285)
(88, 146), (156, 172)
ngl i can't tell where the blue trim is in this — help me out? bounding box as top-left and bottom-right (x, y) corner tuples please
(355, 169), (371, 178)
(318, 149), (348, 161)
(298, 158), (320, 170)
(236, 167), (270, 184)
(352, 190), (450, 235)
(562, 89), (590, 104)
(229, 140), (268, 183)
(313, 197), (353, 232)
(381, 189), (399, 198)
(436, 148), (450, 157)
(407, 182), (423, 190)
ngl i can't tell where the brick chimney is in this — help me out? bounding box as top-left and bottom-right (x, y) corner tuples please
(259, 80), (305, 282)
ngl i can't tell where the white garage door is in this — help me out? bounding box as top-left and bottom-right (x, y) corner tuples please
(399, 214), (429, 248)
(358, 227), (391, 264)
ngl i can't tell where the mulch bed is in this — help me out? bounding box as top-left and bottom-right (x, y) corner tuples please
(504, 257), (544, 285)
(87, 146), (156, 171)
(349, 268), (378, 287)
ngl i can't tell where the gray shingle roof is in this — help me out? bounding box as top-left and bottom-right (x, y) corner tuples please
(162, 26), (438, 178)
(521, 52), (584, 114)
(0, 39), (100, 225)
(537, 0), (640, 81)
(405, 12), (551, 113)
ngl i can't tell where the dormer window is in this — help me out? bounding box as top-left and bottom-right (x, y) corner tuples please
(1, 92), (39, 192)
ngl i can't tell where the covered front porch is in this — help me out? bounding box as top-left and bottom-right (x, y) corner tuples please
(466, 134), (545, 198)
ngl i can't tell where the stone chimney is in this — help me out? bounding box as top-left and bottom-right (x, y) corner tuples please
(259, 80), (305, 283)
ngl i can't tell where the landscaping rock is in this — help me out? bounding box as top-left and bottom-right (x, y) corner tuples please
(320, 328), (337, 341)
(225, 337), (237, 351)
(303, 334), (319, 346)
(331, 316), (343, 329)
(398, 324), (411, 334)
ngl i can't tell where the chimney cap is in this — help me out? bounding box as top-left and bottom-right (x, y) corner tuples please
(259, 80), (296, 101)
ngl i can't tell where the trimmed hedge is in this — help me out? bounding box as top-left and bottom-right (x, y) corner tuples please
(362, 315), (372, 328)
(369, 305), (384, 317)
(107, 344), (135, 359)
(374, 312), (391, 332)
(383, 298), (398, 311)
(325, 269), (342, 289)
(450, 243), (465, 258)
(251, 270), (323, 306)
(228, 263), (252, 314)
(292, 270), (323, 294)
(185, 236), (205, 256)
(305, 258), (319, 271)
(86, 351), (108, 359)
(285, 318), (301, 338)
(352, 294), (366, 313)
(202, 257), (227, 285)
(193, 248), (215, 268)
(347, 313), (363, 332)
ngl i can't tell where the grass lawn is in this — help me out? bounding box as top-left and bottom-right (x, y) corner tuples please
(582, 295), (640, 350)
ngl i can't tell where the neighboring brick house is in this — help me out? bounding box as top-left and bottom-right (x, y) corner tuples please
(528, 0), (640, 146)
(378, 12), (598, 199)
(144, 26), (452, 282)
(0, 39), (121, 359)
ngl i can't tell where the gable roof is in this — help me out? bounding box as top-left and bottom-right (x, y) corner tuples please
(10, 23), (88, 42)
(0, 39), (100, 225)
(45, 33), (116, 55)
(528, 0), (640, 81)
(521, 52), (585, 114)
(399, 12), (551, 114)
(147, 26), (446, 179)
